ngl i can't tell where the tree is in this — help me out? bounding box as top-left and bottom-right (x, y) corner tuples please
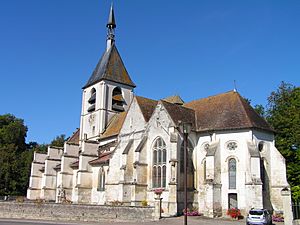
(50, 134), (67, 147)
(266, 82), (300, 202)
(0, 114), (67, 196)
(0, 114), (30, 195)
(254, 104), (265, 118)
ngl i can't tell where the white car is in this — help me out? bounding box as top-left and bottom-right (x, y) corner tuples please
(246, 209), (272, 225)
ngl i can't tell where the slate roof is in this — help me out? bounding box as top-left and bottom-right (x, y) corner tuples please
(66, 128), (80, 145)
(99, 111), (127, 140)
(184, 91), (273, 133)
(83, 44), (136, 89)
(136, 96), (158, 122)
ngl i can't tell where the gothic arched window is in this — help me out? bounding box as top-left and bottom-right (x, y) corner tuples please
(98, 167), (105, 191)
(112, 87), (125, 112)
(87, 88), (96, 112)
(152, 137), (167, 188)
(228, 158), (236, 189)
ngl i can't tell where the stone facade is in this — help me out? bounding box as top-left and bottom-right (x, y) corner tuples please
(27, 6), (292, 220)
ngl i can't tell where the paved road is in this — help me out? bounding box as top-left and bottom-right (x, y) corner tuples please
(0, 217), (284, 225)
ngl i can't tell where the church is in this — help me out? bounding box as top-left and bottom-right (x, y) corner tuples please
(27, 6), (291, 217)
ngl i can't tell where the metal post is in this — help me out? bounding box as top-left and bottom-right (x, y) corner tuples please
(184, 132), (188, 225)
(159, 197), (162, 219)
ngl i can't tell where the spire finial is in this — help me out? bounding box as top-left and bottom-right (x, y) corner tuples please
(107, 3), (116, 29)
(106, 4), (116, 51)
(233, 80), (237, 92)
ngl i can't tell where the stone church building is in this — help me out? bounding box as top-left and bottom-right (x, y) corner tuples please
(27, 6), (291, 217)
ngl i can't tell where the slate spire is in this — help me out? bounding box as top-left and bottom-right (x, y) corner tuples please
(83, 4), (136, 89)
(106, 4), (116, 51)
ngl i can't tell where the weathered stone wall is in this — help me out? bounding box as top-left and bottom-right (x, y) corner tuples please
(0, 202), (156, 222)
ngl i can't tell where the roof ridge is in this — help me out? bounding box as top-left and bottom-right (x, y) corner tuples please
(185, 90), (235, 106)
(235, 92), (254, 127)
(136, 95), (157, 102)
(237, 93), (273, 131)
(160, 99), (194, 111)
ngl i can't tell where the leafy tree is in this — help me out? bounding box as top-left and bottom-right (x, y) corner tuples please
(266, 82), (300, 202)
(50, 134), (67, 147)
(0, 114), (30, 195)
(254, 104), (265, 118)
(0, 114), (67, 196)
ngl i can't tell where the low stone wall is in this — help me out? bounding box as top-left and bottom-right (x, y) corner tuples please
(0, 202), (157, 222)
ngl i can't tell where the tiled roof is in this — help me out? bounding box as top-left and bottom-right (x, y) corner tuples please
(100, 111), (127, 140)
(66, 128), (80, 145)
(184, 91), (273, 132)
(163, 95), (184, 105)
(89, 151), (113, 165)
(83, 44), (135, 89)
(161, 100), (196, 129)
(136, 96), (158, 122)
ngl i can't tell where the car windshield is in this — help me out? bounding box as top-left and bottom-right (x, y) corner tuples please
(250, 210), (264, 215)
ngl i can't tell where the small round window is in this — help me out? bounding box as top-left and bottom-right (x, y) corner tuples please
(203, 143), (209, 151)
(227, 142), (238, 151)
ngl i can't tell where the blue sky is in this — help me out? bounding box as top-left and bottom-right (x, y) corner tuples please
(0, 0), (299, 144)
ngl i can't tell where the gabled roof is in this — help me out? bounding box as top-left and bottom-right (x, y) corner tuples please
(160, 100), (196, 129)
(184, 91), (273, 133)
(83, 44), (136, 89)
(99, 111), (127, 140)
(163, 95), (184, 105)
(66, 128), (80, 145)
(136, 96), (158, 122)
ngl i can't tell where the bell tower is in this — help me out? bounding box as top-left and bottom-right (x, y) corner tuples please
(80, 5), (136, 141)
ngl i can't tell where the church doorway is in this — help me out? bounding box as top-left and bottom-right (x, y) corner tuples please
(228, 193), (238, 209)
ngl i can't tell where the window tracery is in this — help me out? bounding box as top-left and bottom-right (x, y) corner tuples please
(152, 137), (167, 188)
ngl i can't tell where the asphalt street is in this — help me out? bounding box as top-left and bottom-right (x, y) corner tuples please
(0, 217), (285, 225)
